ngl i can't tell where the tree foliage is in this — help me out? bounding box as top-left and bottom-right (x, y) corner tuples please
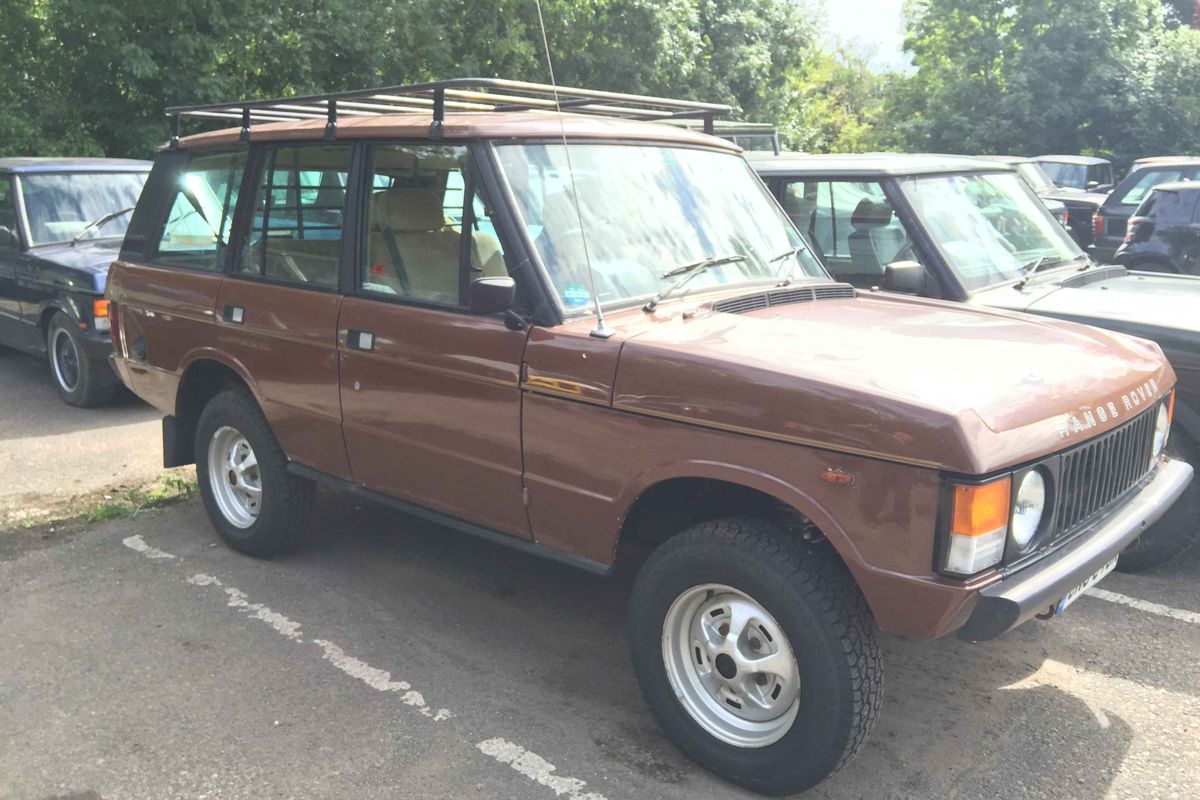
(3, 0), (1196, 162)
(883, 0), (1200, 161)
(0, 0), (821, 158)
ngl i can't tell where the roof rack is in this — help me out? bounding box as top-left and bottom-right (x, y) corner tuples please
(664, 120), (781, 155)
(165, 77), (733, 146)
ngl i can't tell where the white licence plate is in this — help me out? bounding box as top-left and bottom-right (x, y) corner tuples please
(1055, 556), (1118, 615)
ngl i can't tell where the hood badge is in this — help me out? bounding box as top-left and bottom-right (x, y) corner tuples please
(1059, 378), (1160, 439)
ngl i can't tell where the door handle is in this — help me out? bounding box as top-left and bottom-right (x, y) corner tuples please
(347, 329), (374, 351)
(222, 305), (245, 324)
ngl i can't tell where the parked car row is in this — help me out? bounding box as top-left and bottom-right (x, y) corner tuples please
(1, 79), (1197, 796)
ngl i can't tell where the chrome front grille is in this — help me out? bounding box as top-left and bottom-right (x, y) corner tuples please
(1054, 407), (1157, 538)
(712, 283), (856, 315)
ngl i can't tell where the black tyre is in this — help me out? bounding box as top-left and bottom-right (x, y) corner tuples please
(629, 518), (882, 796)
(195, 389), (314, 557)
(47, 311), (117, 407)
(1118, 430), (1200, 572)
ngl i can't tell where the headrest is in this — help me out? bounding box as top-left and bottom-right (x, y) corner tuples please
(372, 187), (445, 233)
(851, 198), (893, 229)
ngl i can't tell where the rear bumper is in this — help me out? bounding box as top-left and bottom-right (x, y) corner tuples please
(957, 457), (1193, 641)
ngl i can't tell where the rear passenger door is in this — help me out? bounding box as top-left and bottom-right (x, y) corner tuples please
(218, 143), (353, 480)
(337, 142), (530, 538)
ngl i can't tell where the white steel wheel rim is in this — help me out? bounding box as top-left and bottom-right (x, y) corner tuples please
(207, 426), (262, 529)
(51, 328), (80, 392)
(662, 583), (801, 748)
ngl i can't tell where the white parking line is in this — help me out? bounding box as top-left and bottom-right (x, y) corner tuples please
(187, 573), (304, 641)
(314, 638), (453, 720)
(477, 738), (608, 800)
(122, 534), (176, 559)
(121, 533), (611, 798)
(1086, 587), (1200, 625)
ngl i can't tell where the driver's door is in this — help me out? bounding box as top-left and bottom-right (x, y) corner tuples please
(337, 142), (530, 537)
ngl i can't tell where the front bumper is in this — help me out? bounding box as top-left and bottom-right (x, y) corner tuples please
(957, 457), (1193, 641)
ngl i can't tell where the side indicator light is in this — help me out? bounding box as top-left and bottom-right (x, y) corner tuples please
(821, 468), (855, 486)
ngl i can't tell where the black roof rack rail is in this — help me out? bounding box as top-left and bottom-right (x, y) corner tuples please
(165, 77), (733, 147)
(663, 119), (781, 155)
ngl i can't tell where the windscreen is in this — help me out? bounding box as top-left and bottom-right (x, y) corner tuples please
(19, 172), (147, 246)
(494, 143), (826, 311)
(1040, 162), (1086, 190)
(898, 171), (1083, 291)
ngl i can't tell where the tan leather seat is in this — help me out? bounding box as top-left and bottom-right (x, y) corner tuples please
(367, 186), (506, 304)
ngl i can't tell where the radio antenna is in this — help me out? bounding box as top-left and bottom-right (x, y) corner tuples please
(533, 0), (613, 338)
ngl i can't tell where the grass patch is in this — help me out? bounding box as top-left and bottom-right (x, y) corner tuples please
(6, 469), (199, 535)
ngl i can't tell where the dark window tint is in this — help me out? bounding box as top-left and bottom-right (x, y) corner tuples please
(155, 151), (248, 271)
(238, 145), (351, 288)
(1118, 169), (1200, 206)
(781, 179), (915, 288)
(362, 144), (507, 306)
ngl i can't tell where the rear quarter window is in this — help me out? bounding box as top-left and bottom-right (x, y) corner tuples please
(148, 150), (249, 271)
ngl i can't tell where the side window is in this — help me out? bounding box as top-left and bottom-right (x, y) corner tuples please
(783, 179), (913, 288)
(362, 144), (508, 306)
(237, 145), (351, 288)
(1118, 170), (1186, 207)
(154, 151), (247, 270)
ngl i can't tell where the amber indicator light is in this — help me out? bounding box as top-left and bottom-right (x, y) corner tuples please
(950, 478), (1011, 536)
(1168, 390), (1175, 424)
(821, 468), (855, 486)
(92, 299), (109, 318)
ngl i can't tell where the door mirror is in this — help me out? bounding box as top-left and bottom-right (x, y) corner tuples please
(0, 226), (18, 247)
(883, 260), (927, 294)
(469, 276), (515, 315)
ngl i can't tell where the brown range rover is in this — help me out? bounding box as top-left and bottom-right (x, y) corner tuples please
(107, 81), (1193, 796)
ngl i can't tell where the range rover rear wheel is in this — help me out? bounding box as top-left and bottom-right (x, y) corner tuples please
(1118, 430), (1200, 572)
(195, 389), (314, 557)
(47, 312), (116, 407)
(629, 518), (882, 795)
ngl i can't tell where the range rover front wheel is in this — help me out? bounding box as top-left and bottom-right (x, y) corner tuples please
(629, 518), (882, 795)
(195, 389), (313, 557)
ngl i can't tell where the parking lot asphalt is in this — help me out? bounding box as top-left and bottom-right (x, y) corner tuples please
(2, 493), (1197, 800)
(0, 347), (162, 523)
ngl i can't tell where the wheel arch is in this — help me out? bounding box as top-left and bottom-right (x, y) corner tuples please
(167, 353), (263, 466)
(614, 462), (867, 585)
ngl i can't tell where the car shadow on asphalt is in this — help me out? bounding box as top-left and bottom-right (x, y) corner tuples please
(293, 490), (1137, 800)
(0, 347), (154, 441)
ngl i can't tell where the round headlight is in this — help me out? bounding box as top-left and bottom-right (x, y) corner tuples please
(1011, 470), (1047, 550)
(1151, 402), (1171, 462)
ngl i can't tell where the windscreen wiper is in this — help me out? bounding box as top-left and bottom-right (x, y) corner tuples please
(769, 246), (804, 286)
(644, 254), (747, 312)
(1013, 254), (1065, 289)
(70, 206), (135, 247)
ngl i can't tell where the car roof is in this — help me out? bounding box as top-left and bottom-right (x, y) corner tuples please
(1131, 157), (1200, 169)
(1035, 155), (1111, 166)
(172, 111), (741, 153)
(974, 155), (1036, 165)
(1148, 180), (1200, 193)
(745, 151), (1010, 177)
(0, 157), (152, 174)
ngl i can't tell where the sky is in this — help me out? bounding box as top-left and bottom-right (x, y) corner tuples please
(822, 0), (910, 71)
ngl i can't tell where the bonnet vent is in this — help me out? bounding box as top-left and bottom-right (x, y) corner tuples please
(712, 283), (856, 315)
